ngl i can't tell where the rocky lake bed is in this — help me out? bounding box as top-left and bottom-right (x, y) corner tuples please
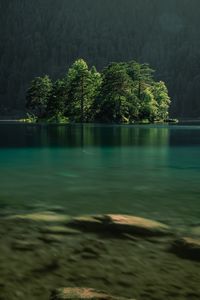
(0, 210), (199, 300)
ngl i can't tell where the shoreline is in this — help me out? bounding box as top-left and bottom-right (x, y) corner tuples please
(0, 119), (179, 126)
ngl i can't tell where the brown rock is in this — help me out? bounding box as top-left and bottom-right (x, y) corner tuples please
(106, 214), (169, 236)
(50, 287), (133, 299)
(171, 237), (200, 261)
(68, 214), (170, 236)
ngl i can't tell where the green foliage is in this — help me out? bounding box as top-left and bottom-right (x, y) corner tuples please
(47, 114), (69, 124)
(139, 87), (158, 122)
(152, 81), (171, 120)
(66, 59), (101, 122)
(19, 112), (38, 123)
(25, 58), (171, 124)
(26, 75), (52, 118)
(47, 79), (66, 117)
(95, 63), (137, 123)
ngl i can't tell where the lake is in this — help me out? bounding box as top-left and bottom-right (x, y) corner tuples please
(0, 122), (200, 229)
(1, 122), (200, 300)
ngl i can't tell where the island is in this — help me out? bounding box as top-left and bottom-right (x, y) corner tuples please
(24, 59), (175, 124)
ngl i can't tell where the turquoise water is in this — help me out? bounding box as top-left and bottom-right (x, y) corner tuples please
(0, 123), (200, 227)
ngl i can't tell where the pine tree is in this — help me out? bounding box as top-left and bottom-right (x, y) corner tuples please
(47, 79), (66, 119)
(127, 61), (154, 101)
(139, 87), (158, 122)
(96, 63), (137, 123)
(26, 75), (52, 118)
(152, 81), (171, 120)
(66, 59), (101, 122)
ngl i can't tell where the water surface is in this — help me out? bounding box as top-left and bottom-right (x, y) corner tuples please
(0, 123), (200, 228)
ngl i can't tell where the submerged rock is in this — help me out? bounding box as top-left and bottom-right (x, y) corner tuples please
(7, 212), (69, 223)
(190, 226), (200, 237)
(11, 240), (39, 251)
(39, 234), (66, 244)
(171, 237), (200, 261)
(50, 287), (133, 299)
(40, 226), (80, 235)
(68, 214), (170, 236)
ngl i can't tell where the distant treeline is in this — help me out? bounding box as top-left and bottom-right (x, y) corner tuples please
(0, 0), (200, 117)
(26, 59), (170, 123)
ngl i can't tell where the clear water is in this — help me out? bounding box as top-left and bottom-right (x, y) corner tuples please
(0, 123), (200, 227)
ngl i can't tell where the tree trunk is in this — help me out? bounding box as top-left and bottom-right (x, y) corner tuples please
(81, 75), (84, 123)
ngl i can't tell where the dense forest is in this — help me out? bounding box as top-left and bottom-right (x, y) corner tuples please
(0, 0), (200, 117)
(26, 59), (170, 123)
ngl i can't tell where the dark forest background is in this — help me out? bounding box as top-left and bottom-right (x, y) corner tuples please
(0, 0), (200, 117)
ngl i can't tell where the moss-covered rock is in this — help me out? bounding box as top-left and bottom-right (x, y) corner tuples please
(190, 226), (200, 237)
(50, 288), (133, 299)
(171, 237), (200, 261)
(39, 226), (80, 235)
(39, 234), (66, 244)
(68, 214), (170, 237)
(11, 240), (39, 251)
(7, 212), (69, 223)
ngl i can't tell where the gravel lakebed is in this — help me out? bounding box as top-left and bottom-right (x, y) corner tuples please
(0, 210), (199, 300)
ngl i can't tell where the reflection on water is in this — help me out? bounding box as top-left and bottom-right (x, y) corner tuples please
(0, 123), (171, 148)
(0, 123), (200, 227)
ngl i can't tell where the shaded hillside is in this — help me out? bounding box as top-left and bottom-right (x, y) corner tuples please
(0, 0), (200, 117)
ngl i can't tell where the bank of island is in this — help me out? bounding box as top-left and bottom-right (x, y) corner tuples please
(23, 59), (177, 124)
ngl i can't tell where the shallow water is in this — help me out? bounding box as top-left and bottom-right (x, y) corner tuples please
(0, 123), (200, 227)
(0, 123), (200, 300)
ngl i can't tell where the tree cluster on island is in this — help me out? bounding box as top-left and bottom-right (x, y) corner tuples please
(26, 59), (171, 124)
